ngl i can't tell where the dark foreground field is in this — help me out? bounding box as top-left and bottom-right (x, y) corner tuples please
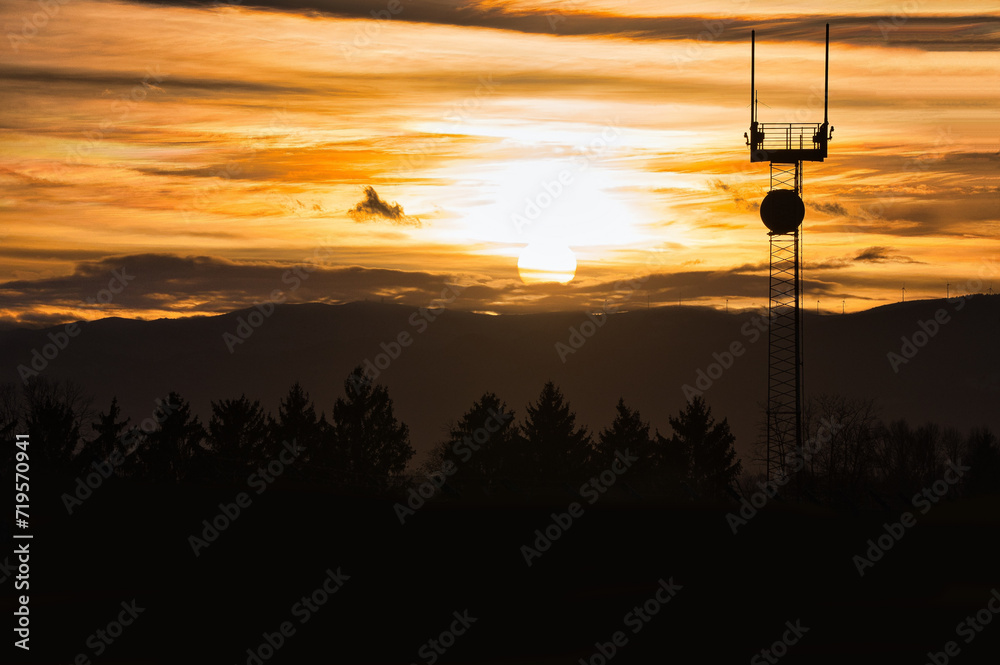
(8, 474), (1000, 665)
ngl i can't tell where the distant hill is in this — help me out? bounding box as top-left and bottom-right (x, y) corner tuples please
(2, 296), (997, 469)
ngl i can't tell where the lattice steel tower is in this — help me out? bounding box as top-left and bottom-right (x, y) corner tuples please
(746, 24), (833, 483)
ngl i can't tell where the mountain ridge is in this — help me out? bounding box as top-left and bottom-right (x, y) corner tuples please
(2, 296), (997, 469)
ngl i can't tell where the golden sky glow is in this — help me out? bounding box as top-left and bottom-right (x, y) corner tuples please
(0, 0), (998, 325)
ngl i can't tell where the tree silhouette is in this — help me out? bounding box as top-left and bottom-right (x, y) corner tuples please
(0, 382), (19, 440)
(331, 367), (414, 493)
(519, 382), (592, 489)
(652, 426), (693, 501)
(82, 396), (131, 476)
(23, 378), (90, 470)
(596, 399), (654, 464)
(871, 420), (939, 499)
(595, 398), (693, 500)
(742, 394), (993, 508)
(208, 394), (269, 480)
(800, 393), (879, 506)
(307, 412), (341, 482)
(0, 382), (21, 472)
(144, 392), (206, 482)
(426, 392), (516, 496)
(269, 382), (322, 469)
(110, 425), (147, 479)
(665, 396), (741, 501)
(964, 427), (1000, 496)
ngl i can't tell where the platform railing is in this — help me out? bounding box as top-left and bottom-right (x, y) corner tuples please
(754, 123), (825, 151)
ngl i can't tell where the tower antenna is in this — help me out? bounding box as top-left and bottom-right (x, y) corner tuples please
(748, 23), (834, 485)
(824, 23), (830, 125)
(751, 30), (756, 125)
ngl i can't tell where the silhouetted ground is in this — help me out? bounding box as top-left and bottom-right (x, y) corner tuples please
(2, 296), (997, 467)
(8, 472), (1000, 664)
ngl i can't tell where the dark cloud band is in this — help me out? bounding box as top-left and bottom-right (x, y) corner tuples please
(127, 2), (1000, 51)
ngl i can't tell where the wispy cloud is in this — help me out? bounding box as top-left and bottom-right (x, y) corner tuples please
(0, 0), (996, 318)
(348, 186), (420, 226)
(124, 2), (1000, 51)
(853, 246), (924, 264)
(808, 201), (848, 217)
(0, 250), (932, 328)
(710, 179), (760, 212)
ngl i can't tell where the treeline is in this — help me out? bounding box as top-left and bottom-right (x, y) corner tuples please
(747, 394), (1000, 508)
(2, 371), (998, 506)
(0, 368), (742, 502)
(1, 370), (411, 494)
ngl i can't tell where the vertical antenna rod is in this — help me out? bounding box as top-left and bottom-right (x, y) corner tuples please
(751, 30), (756, 124)
(824, 23), (830, 124)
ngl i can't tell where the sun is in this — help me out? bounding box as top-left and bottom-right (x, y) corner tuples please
(517, 241), (577, 284)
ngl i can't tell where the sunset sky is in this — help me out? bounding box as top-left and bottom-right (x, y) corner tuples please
(1, 0), (998, 326)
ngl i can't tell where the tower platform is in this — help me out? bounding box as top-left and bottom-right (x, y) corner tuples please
(748, 122), (829, 163)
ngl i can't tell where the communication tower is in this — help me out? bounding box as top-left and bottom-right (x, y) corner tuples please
(746, 24), (833, 483)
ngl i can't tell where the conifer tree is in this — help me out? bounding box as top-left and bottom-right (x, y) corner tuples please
(665, 397), (741, 501)
(520, 382), (592, 488)
(331, 367), (414, 493)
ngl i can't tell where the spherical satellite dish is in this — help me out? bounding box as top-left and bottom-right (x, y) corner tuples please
(760, 189), (805, 234)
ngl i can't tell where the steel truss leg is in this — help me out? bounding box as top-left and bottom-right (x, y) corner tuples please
(766, 162), (803, 485)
